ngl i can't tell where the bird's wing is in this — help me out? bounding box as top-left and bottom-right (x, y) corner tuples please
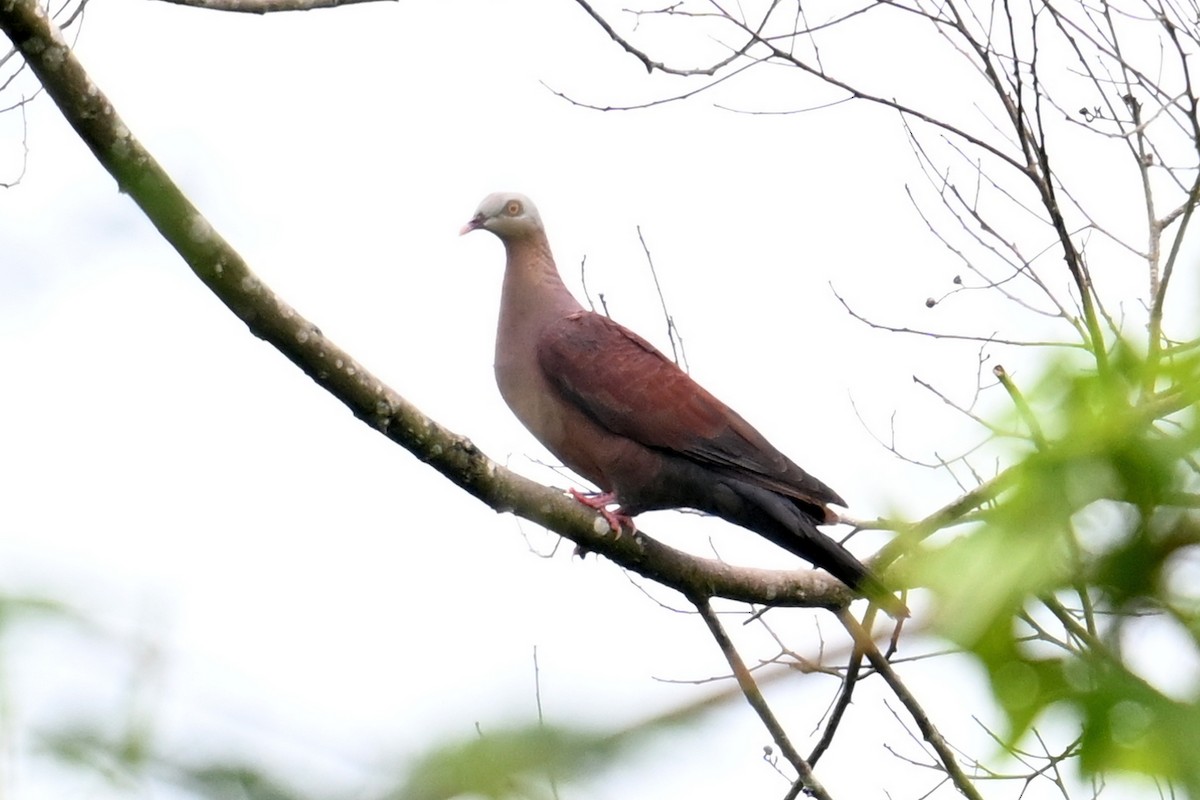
(536, 310), (843, 508)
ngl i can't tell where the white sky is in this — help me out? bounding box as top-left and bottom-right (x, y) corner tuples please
(0, 0), (1189, 797)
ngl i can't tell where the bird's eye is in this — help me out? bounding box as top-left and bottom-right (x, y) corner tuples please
(505, 200), (523, 216)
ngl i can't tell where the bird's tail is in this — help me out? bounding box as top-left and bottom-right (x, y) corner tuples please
(724, 481), (909, 618)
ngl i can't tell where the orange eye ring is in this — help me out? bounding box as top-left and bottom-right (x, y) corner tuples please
(506, 200), (523, 216)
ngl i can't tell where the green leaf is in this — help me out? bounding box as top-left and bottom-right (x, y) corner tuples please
(393, 723), (623, 800)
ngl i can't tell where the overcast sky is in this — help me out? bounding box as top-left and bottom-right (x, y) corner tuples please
(0, 1), (1185, 797)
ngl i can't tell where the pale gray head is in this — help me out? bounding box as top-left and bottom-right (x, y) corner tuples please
(459, 192), (544, 241)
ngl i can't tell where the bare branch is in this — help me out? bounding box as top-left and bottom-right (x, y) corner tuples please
(711, 2), (1030, 174)
(0, 0), (901, 614)
(693, 596), (834, 800)
(807, 608), (868, 766)
(571, 0), (760, 76)
(541, 57), (762, 112)
(838, 609), (985, 800)
(874, 467), (1017, 571)
(152, 0), (393, 13)
(635, 225), (689, 370)
(992, 364), (1047, 447)
(0, 96), (29, 187)
(912, 373), (1011, 437)
(832, 284), (1084, 349)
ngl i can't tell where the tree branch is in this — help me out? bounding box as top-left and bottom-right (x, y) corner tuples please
(838, 608), (985, 800)
(692, 596), (833, 800)
(569, 0), (757, 76)
(0, 0), (881, 614)
(152, 0), (392, 13)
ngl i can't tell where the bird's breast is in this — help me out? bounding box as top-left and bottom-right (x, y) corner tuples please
(495, 357), (559, 440)
(495, 355), (633, 493)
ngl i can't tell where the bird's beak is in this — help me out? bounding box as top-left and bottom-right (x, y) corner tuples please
(459, 214), (485, 236)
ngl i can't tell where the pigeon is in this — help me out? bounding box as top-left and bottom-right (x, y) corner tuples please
(462, 192), (905, 616)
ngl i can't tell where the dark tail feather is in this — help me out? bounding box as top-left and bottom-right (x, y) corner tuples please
(723, 481), (909, 618)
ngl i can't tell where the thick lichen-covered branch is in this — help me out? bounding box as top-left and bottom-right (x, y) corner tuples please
(154, 0), (390, 14)
(0, 0), (892, 612)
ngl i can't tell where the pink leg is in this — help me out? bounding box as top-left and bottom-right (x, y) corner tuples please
(568, 489), (635, 534)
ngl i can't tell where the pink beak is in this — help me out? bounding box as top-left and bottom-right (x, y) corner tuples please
(459, 215), (485, 236)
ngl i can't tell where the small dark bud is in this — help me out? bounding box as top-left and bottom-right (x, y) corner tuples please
(952, 275), (962, 284)
(925, 297), (937, 308)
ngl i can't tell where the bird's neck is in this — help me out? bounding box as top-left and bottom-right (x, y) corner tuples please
(500, 236), (581, 321)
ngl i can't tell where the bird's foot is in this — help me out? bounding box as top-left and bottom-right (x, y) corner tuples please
(568, 488), (635, 536)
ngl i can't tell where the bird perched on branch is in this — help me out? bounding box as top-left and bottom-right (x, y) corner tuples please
(461, 192), (906, 617)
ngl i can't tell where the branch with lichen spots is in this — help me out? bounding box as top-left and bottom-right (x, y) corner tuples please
(0, 0), (914, 613)
(153, 0), (392, 13)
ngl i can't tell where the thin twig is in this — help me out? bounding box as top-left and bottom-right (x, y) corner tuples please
(532, 646), (562, 800)
(635, 225), (688, 370)
(838, 609), (984, 800)
(992, 364), (1047, 448)
(832, 285), (1084, 349)
(807, 610), (867, 766)
(692, 596), (834, 800)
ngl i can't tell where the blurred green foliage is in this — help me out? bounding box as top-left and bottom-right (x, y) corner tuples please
(393, 723), (623, 800)
(6, 344), (1197, 799)
(914, 343), (1200, 793)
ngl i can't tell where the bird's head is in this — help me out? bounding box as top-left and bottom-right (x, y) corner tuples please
(460, 192), (544, 241)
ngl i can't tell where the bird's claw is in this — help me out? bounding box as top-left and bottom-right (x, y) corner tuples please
(568, 488), (635, 536)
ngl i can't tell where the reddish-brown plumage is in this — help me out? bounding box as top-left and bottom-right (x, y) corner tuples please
(538, 311), (845, 518)
(463, 192), (906, 617)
